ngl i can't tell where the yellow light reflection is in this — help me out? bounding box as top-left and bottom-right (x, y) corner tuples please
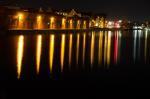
(69, 34), (72, 66)
(82, 33), (86, 65)
(104, 31), (108, 65)
(144, 30), (148, 63)
(49, 35), (55, 73)
(90, 32), (95, 65)
(36, 35), (42, 74)
(107, 31), (111, 66)
(60, 34), (65, 72)
(98, 31), (103, 64)
(17, 35), (24, 79)
(76, 34), (80, 64)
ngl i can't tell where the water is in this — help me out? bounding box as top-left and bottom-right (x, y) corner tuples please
(1, 30), (150, 80)
(1, 30), (150, 98)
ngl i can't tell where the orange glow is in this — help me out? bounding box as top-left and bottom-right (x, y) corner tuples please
(69, 34), (72, 66)
(60, 34), (65, 72)
(98, 31), (103, 64)
(77, 20), (81, 29)
(36, 35), (42, 74)
(76, 34), (80, 64)
(17, 35), (24, 79)
(83, 20), (86, 29)
(49, 34), (55, 73)
(90, 32), (95, 65)
(18, 13), (24, 29)
(62, 18), (66, 29)
(37, 15), (42, 29)
(69, 19), (73, 29)
(50, 17), (55, 29)
(82, 33), (86, 65)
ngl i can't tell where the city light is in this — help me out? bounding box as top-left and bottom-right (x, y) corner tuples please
(82, 33), (86, 65)
(49, 35), (55, 73)
(18, 13), (23, 20)
(62, 18), (66, 29)
(98, 31), (103, 64)
(69, 34), (72, 67)
(76, 34), (80, 64)
(37, 15), (42, 29)
(17, 35), (24, 79)
(18, 13), (24, 29)
(36, 35), (42, 74)
(60, 34), (65, 72)
(50, 17), (55, 29)
(90, 31), (95, 66)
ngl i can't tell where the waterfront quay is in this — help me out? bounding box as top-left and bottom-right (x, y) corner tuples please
(0, 6), (106, 31)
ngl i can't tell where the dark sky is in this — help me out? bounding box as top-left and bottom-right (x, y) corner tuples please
(1, 0), (150, 21)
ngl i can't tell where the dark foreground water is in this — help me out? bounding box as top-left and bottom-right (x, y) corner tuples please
(0, 30), (150, 98)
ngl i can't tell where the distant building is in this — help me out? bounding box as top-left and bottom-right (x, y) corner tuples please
(0, 6), (107, 30)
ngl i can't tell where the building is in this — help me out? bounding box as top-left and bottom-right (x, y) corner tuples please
(0, 6), (107, 30)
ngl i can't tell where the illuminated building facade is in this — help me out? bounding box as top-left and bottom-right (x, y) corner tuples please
(0, 6), (106, 30)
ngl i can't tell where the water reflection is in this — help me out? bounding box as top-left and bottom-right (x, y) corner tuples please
(133, 30), (137, 62)
(133, 30), (143, 62)
(82, 33), (86, 65)
(90, 31), (95, 65)
(138, 30), (142, 60)
(17, 35), (24, 79)
(60, 34), (65, 72)
(36, 35), (42, 74)
(107, 31), (111, 66)
(11, 30), (150, 79)
(49, 34), (55, 73)
(104, 31), (107, 65)
(98, 31), (103, 65)
(76, 34), (80, 65)
(114, 31), (121, 64)
(104, 31), (111, 66)
(69, 34), (73, 67)
(118, 31), (121, 63)
(144, 30), (148, 62)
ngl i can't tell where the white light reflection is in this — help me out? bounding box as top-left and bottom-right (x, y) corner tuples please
(133, 30), (137, 62)
(138, 30), (142, 60)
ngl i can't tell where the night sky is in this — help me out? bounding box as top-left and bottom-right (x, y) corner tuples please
(1, 0), (150, 21)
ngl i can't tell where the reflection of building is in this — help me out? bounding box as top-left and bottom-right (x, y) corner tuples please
(0, 6), (107, 30)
